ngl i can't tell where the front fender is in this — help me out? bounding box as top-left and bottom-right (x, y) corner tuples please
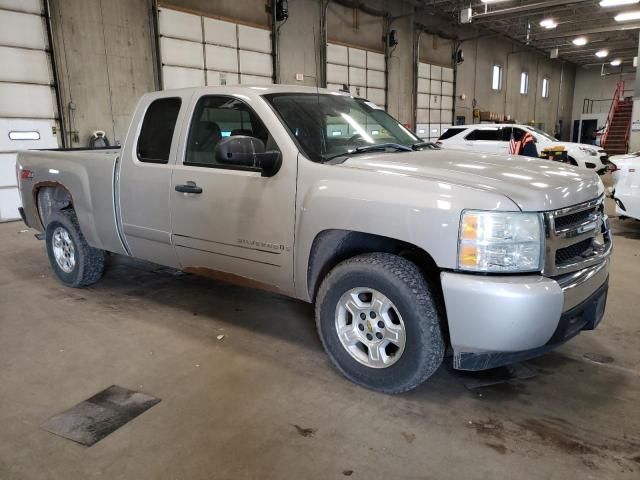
(293, 160), (519, 301)
(566, 146), (603, 170)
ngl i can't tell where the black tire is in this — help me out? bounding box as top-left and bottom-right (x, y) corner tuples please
(315, 253), (444, 394)
(45, 209), (105, 287)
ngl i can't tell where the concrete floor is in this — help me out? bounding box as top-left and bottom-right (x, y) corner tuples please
(1, 188), (639, 479)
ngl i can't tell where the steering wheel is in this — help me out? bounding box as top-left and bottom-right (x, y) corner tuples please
(348, 133), (365, 142)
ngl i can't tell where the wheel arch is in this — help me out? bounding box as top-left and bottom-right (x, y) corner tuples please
(35, 183), (74, 229)
(307, 229), (443, 304)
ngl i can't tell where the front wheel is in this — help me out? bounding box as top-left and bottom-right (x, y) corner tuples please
(45, 210), (105, 287)
(315, 253), (444, 393)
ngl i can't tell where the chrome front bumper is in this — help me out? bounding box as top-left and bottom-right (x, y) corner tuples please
(441, 258), (610, 371)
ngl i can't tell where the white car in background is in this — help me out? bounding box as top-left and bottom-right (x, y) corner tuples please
(610, 153), (640, 220)
(437, 124), (608, 172)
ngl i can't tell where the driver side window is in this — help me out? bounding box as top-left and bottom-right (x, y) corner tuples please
(185, 95), (276, 168)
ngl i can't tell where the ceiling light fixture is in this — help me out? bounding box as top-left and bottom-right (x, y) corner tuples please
(572, 36), (588, 46)
(600, 0), (639, 7)
(595, 49), (609, 57)
(611, 58), (622, 66)
(615, 10), (640, 21)
(481, 0), (511, 3)
(539, 18), (557, 29)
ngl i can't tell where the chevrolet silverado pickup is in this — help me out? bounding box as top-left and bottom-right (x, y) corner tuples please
(17, 86), (612, 393)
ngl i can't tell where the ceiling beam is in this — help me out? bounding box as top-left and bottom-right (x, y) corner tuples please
(556, 42), (638, 53)
(534, 22), (640, 40)
(563, 52), (636, 61)
(470, 2), (594, 25)
(533, 39), (638, 52)
(470, 0), (590, 20)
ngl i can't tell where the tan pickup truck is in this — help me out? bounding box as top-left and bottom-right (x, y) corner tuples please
(17, 85), (611, 393)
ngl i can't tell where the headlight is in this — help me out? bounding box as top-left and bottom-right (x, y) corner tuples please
(578, 146), (597, 156)
(458, 211), (543, 273)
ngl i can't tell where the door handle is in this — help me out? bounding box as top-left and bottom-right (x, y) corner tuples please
(175, 181), (203, 194)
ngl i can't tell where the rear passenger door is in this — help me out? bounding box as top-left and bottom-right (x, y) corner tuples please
(169, 94), (297, 294)
(118, 93), (191, 267)
(464, 127), (505, 153)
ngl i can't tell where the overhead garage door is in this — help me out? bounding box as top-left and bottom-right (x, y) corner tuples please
(326, 42), (386, 107)
(157, 7), (273, 89)
(0, 0), (59, 222)
(415, 62), (454, 142)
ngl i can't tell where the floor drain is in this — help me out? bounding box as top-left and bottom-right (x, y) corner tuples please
(42, 385), (160, 446)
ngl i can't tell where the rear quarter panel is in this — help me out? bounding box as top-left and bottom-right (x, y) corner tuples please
(17, 149), (127, 255)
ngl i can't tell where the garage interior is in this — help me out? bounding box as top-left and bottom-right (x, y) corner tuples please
(1, 0), (640, 478)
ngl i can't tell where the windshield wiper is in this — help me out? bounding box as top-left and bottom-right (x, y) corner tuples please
(411, 141), (441, 150)
(354, 143), (413, 153)
(323, 143), (413, 163)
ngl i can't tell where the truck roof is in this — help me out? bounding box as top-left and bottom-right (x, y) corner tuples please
(451, 124), (534, 128)
(156, 84), (352, 97)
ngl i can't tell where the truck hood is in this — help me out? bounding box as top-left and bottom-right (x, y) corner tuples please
(339, 149), (603, 212)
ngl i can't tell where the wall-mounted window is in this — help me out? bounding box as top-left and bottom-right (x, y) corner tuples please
(9, 131), (40, 140)
(520, 72), (529, 95)
(492, 65), (503, 91)
(541, 77), (550, 98)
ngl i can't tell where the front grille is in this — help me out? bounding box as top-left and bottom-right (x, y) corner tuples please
(543, 196), (611, 276)
(554, 208), (596, 231)
(555, 238), (593, 265)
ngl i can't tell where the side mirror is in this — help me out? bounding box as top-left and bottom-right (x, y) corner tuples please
(214, 135), (282, 177)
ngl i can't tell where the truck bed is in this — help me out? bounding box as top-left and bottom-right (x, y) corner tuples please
(17, 147), (127, 255)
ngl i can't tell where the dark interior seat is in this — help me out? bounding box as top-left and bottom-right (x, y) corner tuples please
(193, 121), (222, 153)
(230, 128), (253, 137)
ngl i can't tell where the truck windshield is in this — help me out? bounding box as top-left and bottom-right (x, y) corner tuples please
(264, 93), (420, 162)
(526, 126), (557, 142)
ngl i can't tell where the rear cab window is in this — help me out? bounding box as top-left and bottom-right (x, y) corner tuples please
(438, 127), (466, 140)
(137, 97), (182, 164)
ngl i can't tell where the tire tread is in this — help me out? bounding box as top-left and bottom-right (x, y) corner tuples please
(46, 209), (105, 287)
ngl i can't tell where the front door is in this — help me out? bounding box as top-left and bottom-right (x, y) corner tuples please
(170, 94), (297, 294)
(580, 119), (598, 145)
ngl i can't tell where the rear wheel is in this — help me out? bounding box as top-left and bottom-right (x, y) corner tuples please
(315, 253), (444, 393)
(45, 210), (105, 287)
